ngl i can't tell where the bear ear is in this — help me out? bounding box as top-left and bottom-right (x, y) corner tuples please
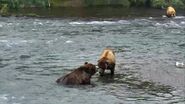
(84, 62), (88, 65)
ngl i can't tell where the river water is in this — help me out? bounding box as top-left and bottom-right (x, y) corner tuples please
(0, 14), (185, 104)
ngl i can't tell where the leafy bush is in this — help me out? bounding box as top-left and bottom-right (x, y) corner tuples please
(151, 0), (167, 9)
(0, 0), (50, 9)
(84, 0), (130, 7)
(170, 0), (185, 9)
(0, 4), (9, 16)
(109, 0), (130, 7)
(0, 0), (185, 9)
(129, 0), (147, 7)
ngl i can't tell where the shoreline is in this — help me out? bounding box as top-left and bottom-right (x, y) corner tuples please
(1, 0), (185, 18)
(0, 7), (175, 18)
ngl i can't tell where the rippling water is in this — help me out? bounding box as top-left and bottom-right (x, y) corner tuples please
(0, 16), (185, 104)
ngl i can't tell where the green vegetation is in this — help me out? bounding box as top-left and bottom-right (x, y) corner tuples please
(1, 0), (185, 9)
(1, 0), (185, 16)
(84, 0), (130, 7)
(150, 0), (185, 9)
(0, 0), (50, 8)
(129, 0), (148, 7)
(0, 4), (9, 16)
(151, 0), (166, 9)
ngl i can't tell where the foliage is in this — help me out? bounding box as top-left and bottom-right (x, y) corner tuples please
(0, 0), (185, 10)
(151, 0), (185, 9)
(0, 4), (9, 16)
(109, 0), (130, 7)
(0, 0), (50, 9)
(83, 0), (130, 7)
(20, 0), (50, 8)
(151, 0), (167, 9)
(129, 0), (146, 7)
(49, 0), (63, 7)
(170, 0), (185, 9)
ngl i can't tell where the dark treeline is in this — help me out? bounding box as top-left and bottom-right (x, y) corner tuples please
(1, 0), (185, 16)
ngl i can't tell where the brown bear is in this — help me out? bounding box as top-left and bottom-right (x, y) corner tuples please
(56, 62), (96, 85)
(97, 48), (116, 76)
(166, 6), (176, 18)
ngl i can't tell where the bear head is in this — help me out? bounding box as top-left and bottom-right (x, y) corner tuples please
(97, 58), (109, 74)
(82, 62), (96, 76)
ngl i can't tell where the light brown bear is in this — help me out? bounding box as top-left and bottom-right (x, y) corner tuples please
(166, 6), (176, 18)
(56, 62), (96, 85)
(98, 48), (116, 76)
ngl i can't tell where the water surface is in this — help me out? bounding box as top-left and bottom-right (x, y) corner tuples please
(0, 15), (185, 104)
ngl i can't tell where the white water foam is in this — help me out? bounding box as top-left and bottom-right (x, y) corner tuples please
(69, 22), (84, 25)
(155, 21), (181, 28)
(0, 39), (33, 47)
(38, 22), (43, 25)
(0, 40), (9, 43)
(155, 23), (167, 27)
(87, 21), (115, 25)
(174, 16), (185, 19)
(180, 21), (185, 24)
(33, 21), (43, 26)
(162, 15), (166, 18)
(32, 29), (37, 31)
(70, 20), (132, 25)
(0, 94), (8, 100)
(70, 21), (116, 25)
(0, 40), (32, 43)
(162, 15), (185, 19)
(117, 20), (131, 24)
(148, 17), (153, 19)
(7, 23), (13, 26)
(46, 36), (66, 44)
(175, 62), (184, 68)
(65, 40), (73, 43)
(168, 21), (181, 27)
(0, 94), (25, 104)
(0, 24), (3, 28)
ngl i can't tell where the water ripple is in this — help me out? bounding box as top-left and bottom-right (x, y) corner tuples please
(0, 16), (185, 104)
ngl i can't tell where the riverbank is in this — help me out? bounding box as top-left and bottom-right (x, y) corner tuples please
(1, 0), (185, 17)
(6, 7), (165, 18)
(1, 7), (184, 19)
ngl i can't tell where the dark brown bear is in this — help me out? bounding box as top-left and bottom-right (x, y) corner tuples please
(98, 48), (116, 76)
(56, 62), (96, 85)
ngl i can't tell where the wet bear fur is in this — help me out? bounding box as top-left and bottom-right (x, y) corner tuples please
(98, 48), (116, 76)
(56, 62), (96, 85)
(166, 6), (176, 18)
